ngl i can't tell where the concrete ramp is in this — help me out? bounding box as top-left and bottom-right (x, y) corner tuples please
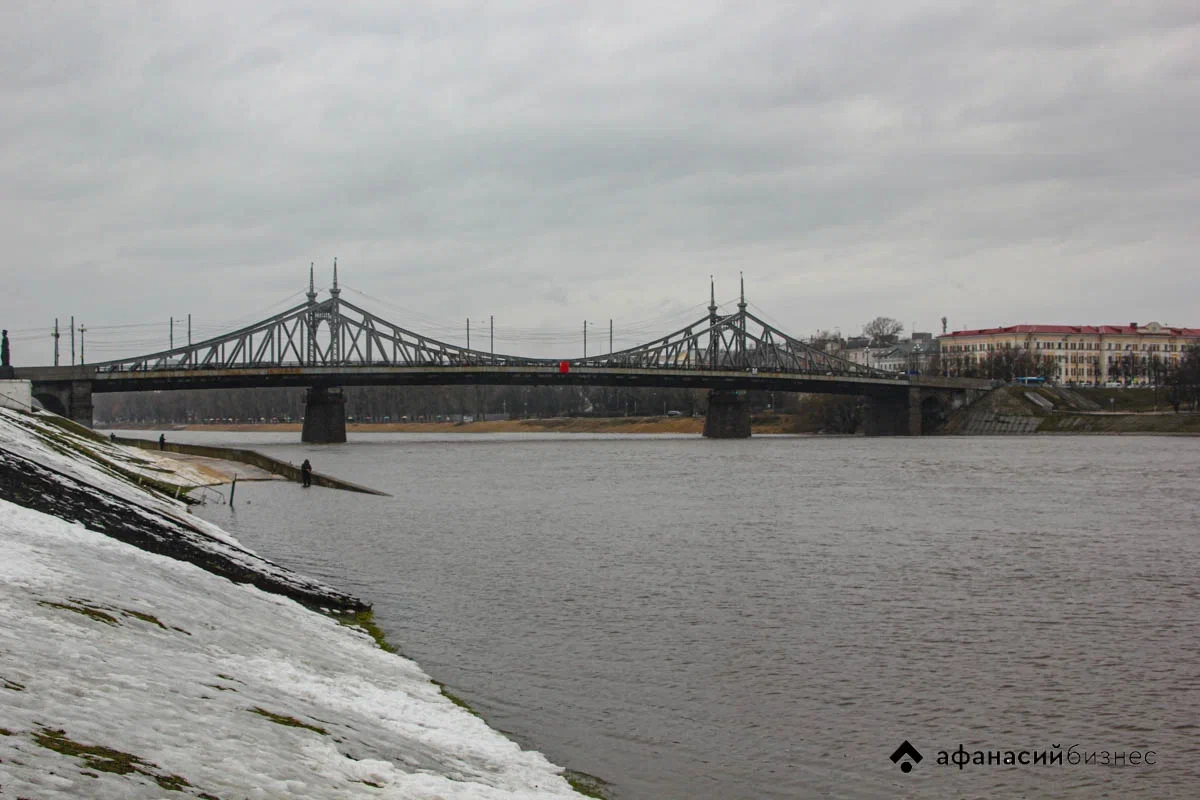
(1024, 392), (1055, 411)
(1054, 388), (1103, 411)
(963, 412), (1043, 435)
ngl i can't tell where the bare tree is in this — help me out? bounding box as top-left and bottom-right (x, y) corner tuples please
(1166, 346), (1200, 412)
(863, 317), (904, 346)
(943, 347), (1056, 381)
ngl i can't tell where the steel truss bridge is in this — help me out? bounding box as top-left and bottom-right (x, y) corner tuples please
(16, 268), (995, 439)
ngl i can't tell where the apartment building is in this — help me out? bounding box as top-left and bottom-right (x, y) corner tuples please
(938, 322), (1200, 384)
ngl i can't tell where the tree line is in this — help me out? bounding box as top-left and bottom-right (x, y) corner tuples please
(939, 344), (1200, 399)
(94, 384), (806, 424)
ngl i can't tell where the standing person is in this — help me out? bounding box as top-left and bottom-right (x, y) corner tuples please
(158, 433), (166, 450)
(300, 458), (312, 488)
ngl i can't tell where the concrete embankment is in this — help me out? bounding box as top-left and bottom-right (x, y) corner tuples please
(113, 434), (391, 495)
(940, 386), (1200, 435)
(0, 406), (588, 799)
(0, 408), (368, 612)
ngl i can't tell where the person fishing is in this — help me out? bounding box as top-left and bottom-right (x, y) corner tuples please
(158, 433), (166, 450)
(300, 458), (312, 488)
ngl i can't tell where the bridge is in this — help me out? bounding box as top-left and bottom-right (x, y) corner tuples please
(14, 267), (994, 441)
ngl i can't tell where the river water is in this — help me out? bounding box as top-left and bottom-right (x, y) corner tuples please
(149, 430), (1198, 799)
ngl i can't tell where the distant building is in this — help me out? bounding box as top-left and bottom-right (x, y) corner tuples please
(938, 322), (1200, 384)
(841, 335), (937, 374)
(873, 338), (939, 374)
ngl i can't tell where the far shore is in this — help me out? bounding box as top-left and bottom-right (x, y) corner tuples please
(107, 415), (800, 435)
(101, 407), (1200, 437)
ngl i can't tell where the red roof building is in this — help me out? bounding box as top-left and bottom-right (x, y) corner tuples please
(936, 321), (1199, 384)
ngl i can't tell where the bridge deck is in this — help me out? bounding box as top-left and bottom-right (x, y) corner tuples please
(18, 364), (994, 395)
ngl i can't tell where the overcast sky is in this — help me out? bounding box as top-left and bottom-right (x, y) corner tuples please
(3, 1), (1198, 362)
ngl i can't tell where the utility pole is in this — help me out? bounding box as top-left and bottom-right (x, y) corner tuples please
(583, 321), (587, 358)
(52, 319), (60, 366)
(490, 315), (494, 356)
(467, 318), (470, 351)
(188, 313), (192, 346)
(170, 317), (174, 349)
(609, 319), (613, 354)
(78, 323), (87, 364)
(70, 315), (75, 365)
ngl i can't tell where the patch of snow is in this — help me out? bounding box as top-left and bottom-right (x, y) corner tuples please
(1, 412), (360, 608)
(0, 499), (581, 798)
(2, 407), (289, 550)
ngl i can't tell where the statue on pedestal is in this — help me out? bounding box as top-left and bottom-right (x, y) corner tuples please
(0, 329), (12, 378)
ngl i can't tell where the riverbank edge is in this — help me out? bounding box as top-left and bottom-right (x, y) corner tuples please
(109, 402), (1200, 437)
(108, 414), (793, 435)
(940, 386), (1200, 435)
(329, 610), (607, 798)
(1, 407), (607, 798)
(111, 434), (391, 495)
(117, 418), (1200, 437)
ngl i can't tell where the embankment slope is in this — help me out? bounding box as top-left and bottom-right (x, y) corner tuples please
(0, 407), (588, 799)
(940, 386), (1200, 434)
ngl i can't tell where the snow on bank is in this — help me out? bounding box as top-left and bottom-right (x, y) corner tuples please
(0, 408), (362, 609)
(0, 500), (581, 798)
(0, 408), (585, 796)
(0, 408), (223, 490)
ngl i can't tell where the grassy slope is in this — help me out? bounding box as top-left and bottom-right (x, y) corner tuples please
(939, 386), (1200, 434)
(1037, 411), (1200, 433)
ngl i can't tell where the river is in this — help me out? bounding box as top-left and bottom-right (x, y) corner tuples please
(148, 430), (1198, 799)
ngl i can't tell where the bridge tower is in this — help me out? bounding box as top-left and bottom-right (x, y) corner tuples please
(301, 260), (348, 443)
(736, 271), (747, 365)
(702, 275), (752, 439)
(705, 276), (719, 369)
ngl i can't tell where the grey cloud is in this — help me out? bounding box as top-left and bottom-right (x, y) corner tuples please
(2, 0), (1198, 361)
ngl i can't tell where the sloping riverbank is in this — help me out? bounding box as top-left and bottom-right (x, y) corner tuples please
(940, 386), (1200, 434)
(0, 407), (590, 799)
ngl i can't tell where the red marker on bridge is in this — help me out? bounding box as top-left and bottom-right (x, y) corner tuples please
(559, 360), (570, 374)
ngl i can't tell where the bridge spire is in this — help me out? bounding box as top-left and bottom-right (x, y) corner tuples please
(330, 257), (341, 300)
(736, 271), (747, 366)
(306, 263), (317, 304)
(708, 275), (718, 326)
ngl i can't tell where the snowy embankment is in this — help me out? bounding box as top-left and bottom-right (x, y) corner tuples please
(0, 408), (585, 799)
(0, 409), (362, 610)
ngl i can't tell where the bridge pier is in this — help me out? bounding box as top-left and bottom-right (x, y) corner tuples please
(863, 387), (922, 436)
(703, 390), (751, 439)
(301, 387), (347, 444)
(31, 380), (93, 428)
